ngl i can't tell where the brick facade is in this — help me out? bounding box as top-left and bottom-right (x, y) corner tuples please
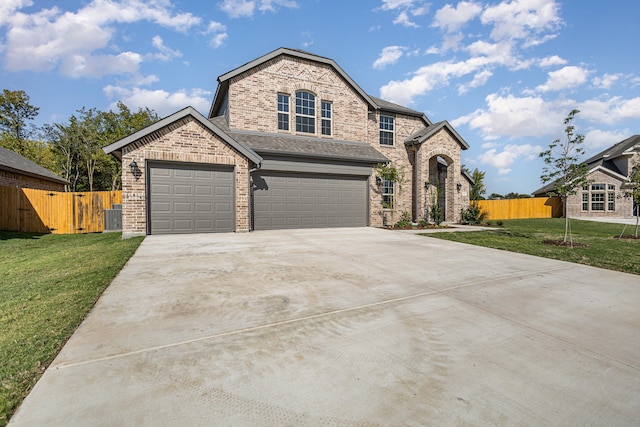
(226, 55), (468, 227)
(109, 48), (470, 235)
(120, 116), (251, 237)
(0, 170), (65, 191)
(566, 167), (635, 218)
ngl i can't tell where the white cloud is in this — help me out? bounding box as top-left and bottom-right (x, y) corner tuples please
(452, 93), (572, 140)
(204, 21), (228, 48)
(104, 85), (212, 117)
(592, 73), (621, 90)
(458, 69), (493, 94)
(218, 0), (297, 18)
(536, 65), (590, 92)
(477, 143), (543, 175)
(151, 36), (182, 62)
(378, 0), (429, 28)
(0, 0), (32, 26)
(2, 1), (200, 77)
(432, 1), (482, 33)
(539, 55), (567, 68)
(373, 46), (406, 69)
(481, 0), (562, 42)
(583, 128), (631, 152)
(578, 96), (640, 125)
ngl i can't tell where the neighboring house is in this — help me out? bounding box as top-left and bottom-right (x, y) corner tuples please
(533, 135), (640, 218)
(104, 48), (471, 237)
(0, 146), (69, 191)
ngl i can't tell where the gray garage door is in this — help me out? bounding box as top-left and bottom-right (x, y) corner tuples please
(148, 162), (234, 234)
(253, 172), (367, 230)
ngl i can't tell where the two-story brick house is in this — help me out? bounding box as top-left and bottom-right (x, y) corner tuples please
(104, 48), (471, 237)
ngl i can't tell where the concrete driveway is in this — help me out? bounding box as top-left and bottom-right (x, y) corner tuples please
(10, 227), (640, 426)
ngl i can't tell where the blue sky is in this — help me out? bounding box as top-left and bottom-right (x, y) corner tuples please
(2, 0), (639, 195)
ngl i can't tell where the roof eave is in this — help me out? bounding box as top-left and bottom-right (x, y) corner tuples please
(103, 106), (263, 166)
(0, 165), (70, 185)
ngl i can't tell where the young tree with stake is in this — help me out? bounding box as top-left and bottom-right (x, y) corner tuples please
(539, 109), (591, 243)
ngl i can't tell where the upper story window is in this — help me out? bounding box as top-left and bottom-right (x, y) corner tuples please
(296, 91), (315, 134)
(380, 115), (394, 146)
(321, 101), (332, 136)
(277, 93), (289, 131)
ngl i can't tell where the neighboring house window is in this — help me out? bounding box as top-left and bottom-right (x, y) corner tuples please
(277, 94), (289, 131)
(321, 101), (332, 136)
(382, 178), (394, 208)
(296, 91), (315, 133)
(582, 183), (617, 212)
(608, 184), (616, 211)
(380, 115), (394, 146)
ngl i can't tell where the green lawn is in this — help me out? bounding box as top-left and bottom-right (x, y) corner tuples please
(0, 231), (143, 426)
(427, 218), (640, 275)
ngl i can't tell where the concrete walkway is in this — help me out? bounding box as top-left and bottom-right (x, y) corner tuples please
(10, 227), (640, 426)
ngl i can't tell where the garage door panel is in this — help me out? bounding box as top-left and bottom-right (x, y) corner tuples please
(149, 163), (234, 234)
(253, 172), (367, 230)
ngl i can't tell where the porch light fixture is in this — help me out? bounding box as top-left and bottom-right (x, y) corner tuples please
(376, 176), (382, 186)
(424, 181), (430, 190)
(457, 183), (462, 192)
(129, 160), (138, 175)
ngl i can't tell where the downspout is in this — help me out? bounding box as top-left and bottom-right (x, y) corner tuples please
(414, 145), (419, 221)
(248, 163), (260, 232)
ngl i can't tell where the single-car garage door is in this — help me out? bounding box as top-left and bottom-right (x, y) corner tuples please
(148, 162), (234, 234)
(253, 172), (367, 230)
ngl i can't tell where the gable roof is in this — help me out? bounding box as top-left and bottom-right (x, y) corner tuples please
(531, 135), (640, 196)
(103, 106), (263, 165)
(0, 146), (69, 185)
(210, 117), (387, 164)
(583, 134), (640, 166)
(404, 120), (470, 150)
(209, 47), (431, 125)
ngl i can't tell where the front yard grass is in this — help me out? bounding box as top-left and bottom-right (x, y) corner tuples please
(0, 231), (143, 426)
(428, 218), (640, 275)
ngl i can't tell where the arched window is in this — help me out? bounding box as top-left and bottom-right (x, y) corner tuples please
(295, 91), (315, 134)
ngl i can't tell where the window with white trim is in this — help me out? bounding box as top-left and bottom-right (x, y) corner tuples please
(382, 178), (394, 209)
(582, 183), (616, 212)
(277, 94), (289, 131)
(296, 91), (315, 134)
(321, 101), (332, 136)
(380, 115), (394, 146)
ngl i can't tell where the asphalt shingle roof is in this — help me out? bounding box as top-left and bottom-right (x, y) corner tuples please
(210, 117), (387, 163)
(0, 146), (69, 185)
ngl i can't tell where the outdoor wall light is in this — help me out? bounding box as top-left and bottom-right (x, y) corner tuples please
(457, 183), (462, 192)
(375, 176), (382, 186)
(424, 181), (430, 190)
(129, 160), (138, 175)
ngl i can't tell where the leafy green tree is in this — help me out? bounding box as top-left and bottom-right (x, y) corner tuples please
(623, 164), (640, 237)
(469, 168), (486, 201)
(0, 89), (40, 154)
(539, 109), (591, 243)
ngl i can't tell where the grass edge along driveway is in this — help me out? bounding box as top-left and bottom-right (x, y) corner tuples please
(426, 218), (639, 275)
(0, 231), (143, 426)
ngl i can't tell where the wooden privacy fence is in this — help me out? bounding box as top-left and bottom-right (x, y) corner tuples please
(0, 186), (122, 234)
(477, 197), (563, 220)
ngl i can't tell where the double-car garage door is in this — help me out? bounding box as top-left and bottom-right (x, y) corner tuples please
(147, 162), (368, 234)
(252, 172), (368, 230)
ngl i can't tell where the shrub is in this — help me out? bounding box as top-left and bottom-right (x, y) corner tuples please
(393, 211), (412, 229)
(460, 202), (488, 225)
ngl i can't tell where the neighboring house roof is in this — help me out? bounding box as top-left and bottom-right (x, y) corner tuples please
(210, 116), (387, 164)
(103, 107), (263, 165)
(404, 120), (470, 150)
(209, 47), (431, 126)
(0, 146), (69, 185)
(583, 134), (640, 165)
(462, 168), (474, 184)
(531, 135), (640, 196)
